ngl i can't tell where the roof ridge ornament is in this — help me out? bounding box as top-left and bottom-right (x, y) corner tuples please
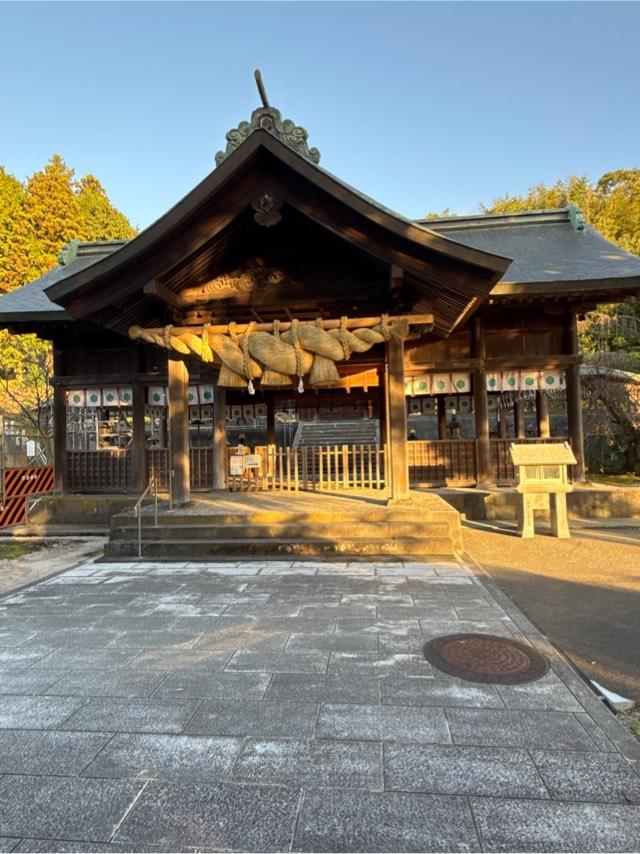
(215, 69), (320, 167)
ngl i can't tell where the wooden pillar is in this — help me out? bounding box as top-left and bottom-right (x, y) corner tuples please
(378, 375), (388, 447)
(168, 354), (190, 505)
(52, 347), (67, 493)
(514, 398), (526, 439)
(472, 317), (492, 487)
(212, 383), (227, 490)
(565, 313), (586, 482)
(536, 390), (550, 438)
(437, 395), (447, 439)
(266, 395), (276, 446)
(386, 336), (409, 500)
(498, 406), (508, 439)
(131, 383), (147, 492)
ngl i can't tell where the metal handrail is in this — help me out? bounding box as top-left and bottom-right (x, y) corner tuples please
(133, 471), (159, 558)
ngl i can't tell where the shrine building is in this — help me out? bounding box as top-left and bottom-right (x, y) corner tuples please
(2, 83), (640, 507)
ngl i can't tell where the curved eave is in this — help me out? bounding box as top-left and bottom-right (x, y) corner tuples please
(491, 276), (640, 298)
(46, 130), (511, 308)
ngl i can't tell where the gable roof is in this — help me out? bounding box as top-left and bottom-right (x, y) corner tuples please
(38, 130), (510, 338)
(422, 208), (640, 298)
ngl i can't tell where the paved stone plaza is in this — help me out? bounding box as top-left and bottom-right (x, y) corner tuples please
(1, 555), (640, 852)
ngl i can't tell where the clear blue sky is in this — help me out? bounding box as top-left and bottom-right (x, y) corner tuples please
(1, 1), (638, 230)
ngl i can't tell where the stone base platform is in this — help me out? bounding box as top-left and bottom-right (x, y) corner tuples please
(104, 490), (463, 561)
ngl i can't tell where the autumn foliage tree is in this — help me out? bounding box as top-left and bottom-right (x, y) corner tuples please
(0, 155), (136, 436)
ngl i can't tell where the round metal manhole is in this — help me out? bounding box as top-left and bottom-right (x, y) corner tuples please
(423, 633), (549, 684)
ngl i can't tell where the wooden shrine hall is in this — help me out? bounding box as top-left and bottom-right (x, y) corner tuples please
(2, 74), (640, 506)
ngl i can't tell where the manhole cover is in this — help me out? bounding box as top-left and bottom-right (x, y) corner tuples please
(423, 633), (549, 684)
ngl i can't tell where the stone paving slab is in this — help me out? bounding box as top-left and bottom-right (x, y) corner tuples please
(317, 702), (450, 744)
(232, 737), (382, 789)
(0, 730), (111, 775)
(447, 706), (603, 750)
(384, 743), (548, 798)
(1, 553), (640, 851)
(185, 699), (318, 738)
(0, 696), (85, 730)
(470, 797), (640, 852)
(293, 789), (480, 852)
(60, 698), (201, 734)
(154, 670), (271, 701)
(113, 780), (300, 851)
(530, 749), (640, 804)
(0, 775), (145, 843)
(82, 733), (242, 782)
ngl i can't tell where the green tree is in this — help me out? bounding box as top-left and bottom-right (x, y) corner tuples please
(23, 154), (82, 270)
(0, 154), (135, 433)
(77, 174), (136, 242)
(0, 167), (43, 294)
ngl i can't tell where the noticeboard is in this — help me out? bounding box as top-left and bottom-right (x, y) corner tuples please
(229, 455), (244, 475)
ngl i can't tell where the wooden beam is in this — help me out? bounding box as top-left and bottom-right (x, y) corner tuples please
(536, 390), (550, 438)
(514, 398), (526, 439)
(52, 348), (67, 494)
(168, 354), (190, 505)
(472, 317), (492, 487)
(131, 383), (147, 491)
(437, 395), (447, 440)
(564, 314), (586, 482)
(212, 384), (227, 490)
(143, 280), (189, 310)
(132, 313), (434, 338)
(386, 336), (409, 500)
(266, 395), (276, 446)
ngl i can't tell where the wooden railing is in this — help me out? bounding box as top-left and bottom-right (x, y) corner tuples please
(146, 448), (213, 491)
(408, 440), (477, 487)
(66, 450), (131, 492)
(228, 444), (387, 492)
(490, 437), (569, 484)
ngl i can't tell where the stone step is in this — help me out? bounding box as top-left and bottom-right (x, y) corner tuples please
(109, 519), (450, 541)
(104, 535), (455, 559)
(111, 508), (456, 527)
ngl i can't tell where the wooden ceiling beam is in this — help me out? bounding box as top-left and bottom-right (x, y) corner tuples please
(143, 280), (190, 310)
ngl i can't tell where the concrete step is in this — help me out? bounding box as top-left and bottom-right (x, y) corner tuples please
(104, 535), (455, 559)
(109, 520), (450, 541)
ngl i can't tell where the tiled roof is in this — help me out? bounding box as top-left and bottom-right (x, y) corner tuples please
(421, 208), (640, 295)
(0, 242), (128, 322)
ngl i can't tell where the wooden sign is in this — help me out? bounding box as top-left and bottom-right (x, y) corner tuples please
(244, 454), (261, 469)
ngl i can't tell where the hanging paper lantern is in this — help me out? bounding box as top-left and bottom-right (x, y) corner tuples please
(421, 398), (436, 414)
(102, 388), (119, 406)
(119, 387), (133, 406)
